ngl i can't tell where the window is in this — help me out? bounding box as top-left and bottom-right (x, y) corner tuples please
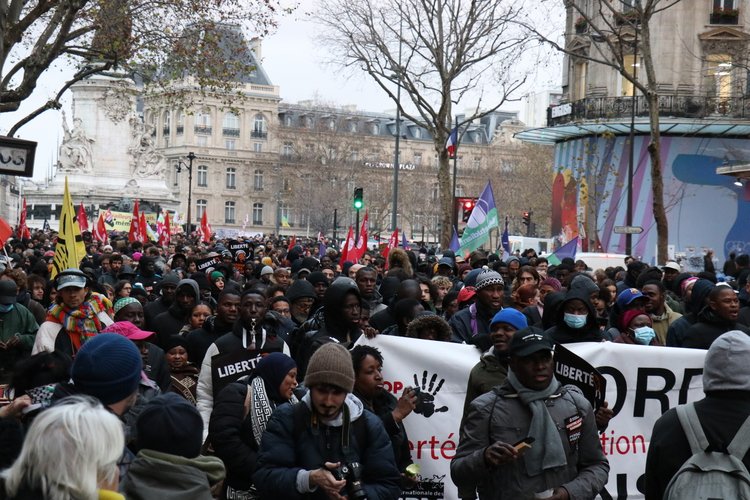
(173, 169), (179, 187)
(162, 111), (170, 136)
(282, 141), (293, 157)
(621, 55), (640, 96)
(328, 119), (336, 131)
(414, 152), (422, 166)
(195, 110), (212, 135)
(253, 114), (268, 138)
(706, 54), (733, 98)
(254, 169), (264, 191)
(349, 121), (358, 133)
(473, 157), (481, 169)
(711, 0), (738, 24)
(196, 199), (207, 221)
(573, 62), (588, 100)
(283, 178), (292, 191)
(284, 115), (292, 127)
(371, 123), (380, 134)
(254, 142), (263, 153)
(196, 135), (208, 147)
(252, 203), (263, 225)
(176, 110), (185, 135)
(223, 112), (240, 136)
(226, 167), (236, 189)
(197, 165), (208, 187)
(225, 139), (236, 150)
(225, 201), (236, 224)
(279, 202), (291, 225)
(413, 127), (421, 139)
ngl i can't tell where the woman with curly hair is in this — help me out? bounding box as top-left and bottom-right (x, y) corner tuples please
(405, 313), (452, 341)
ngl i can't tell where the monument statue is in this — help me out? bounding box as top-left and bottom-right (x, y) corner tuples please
(128, 113), (167, 178)
(58, 110), (95, 172)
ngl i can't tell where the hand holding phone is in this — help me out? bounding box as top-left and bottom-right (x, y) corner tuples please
(513, 436), (536, 454)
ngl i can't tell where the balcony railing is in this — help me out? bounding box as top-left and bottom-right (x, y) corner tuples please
(194, 125), (212, 135)
(547, 94), (750, 126)
(162, 126), (170, 136)
(176, 125), (184, 135)
(223, 127), (240, 137)
(710, 9), (739, 24)
(251, 130), (268, 139)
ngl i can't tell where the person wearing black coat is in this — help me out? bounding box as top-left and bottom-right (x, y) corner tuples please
(186, 290), (240, 364)
(666, 278), (714, 347)
(544, 289), (602, 344)
(209, 353), (299, 499)
(682, 285), (750, 349)
(143, 273), (180, 331)
(151, 279), (200, 348)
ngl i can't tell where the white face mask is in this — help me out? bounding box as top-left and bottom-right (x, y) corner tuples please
(633, 326), (656, 345)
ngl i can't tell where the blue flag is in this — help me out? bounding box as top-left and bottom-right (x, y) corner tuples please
(318, 242), (326, 259)
(450, 226), (460, 253)
(548, 236), (579, 265)
(401, 232), (410, 250)
(501, 216), (511, 255)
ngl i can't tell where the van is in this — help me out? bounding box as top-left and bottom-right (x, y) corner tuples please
(573, 252), (630, 271)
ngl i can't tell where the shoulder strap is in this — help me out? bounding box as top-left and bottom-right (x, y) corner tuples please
(727, 414), (750, 459)
(676, 403), (709, 454)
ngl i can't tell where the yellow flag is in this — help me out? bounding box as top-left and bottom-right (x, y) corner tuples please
(51, 177), (87, 278)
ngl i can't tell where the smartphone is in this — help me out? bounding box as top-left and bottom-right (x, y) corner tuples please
(513, 436), (535, 453)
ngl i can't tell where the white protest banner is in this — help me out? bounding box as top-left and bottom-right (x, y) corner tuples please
(357, 335), (480, 499)
(359, 337), (707, 500)
(566, 342), (706, 500)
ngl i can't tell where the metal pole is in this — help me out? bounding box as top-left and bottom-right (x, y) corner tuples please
(450, 116), (459, 229)
(391, 3), (403, 232)
(626, 26), (638, 256)
(355, 208), (361, 246)
(333, 209), (338, 243)
(187, 151), (195, 234)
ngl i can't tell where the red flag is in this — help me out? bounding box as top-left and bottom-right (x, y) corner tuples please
(383, 228), (399, 268)
(128, 200), (140, 243)
(139, 212), (149, 243)
(77, 202), (89, 232)
(287, 235), (297, 252)
(200, 210), (211, 243)
(340, 226), (355, 264)
(350, 211), (369, 263)
(18, 198), (30, 239)
(93, 213), (108, 243)
(0, 217), (13, 246)
(159, 212), (171, 246)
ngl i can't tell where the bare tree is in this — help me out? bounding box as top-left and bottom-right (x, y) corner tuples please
(525, 0), (681, 263)
(1, 0), (286, 135)
(315, 0), (528, 247)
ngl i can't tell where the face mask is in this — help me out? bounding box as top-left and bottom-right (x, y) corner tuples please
(0, 304), (15, 313)
(563, 313), (587, 329)
(633, 326), (656, 345)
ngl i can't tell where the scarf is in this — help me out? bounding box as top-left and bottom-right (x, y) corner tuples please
(249, 376), (298, 447)
(46, 292), (113, 352)
(507, 370), (567, 476)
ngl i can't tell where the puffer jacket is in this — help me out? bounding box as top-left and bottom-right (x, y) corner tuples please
(451, 380), (609, 500)
(121, 449), (225, 500)
(253, 394), (401, 500)
(463, 347), (508, 421)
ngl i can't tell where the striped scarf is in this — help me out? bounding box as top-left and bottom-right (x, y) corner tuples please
(46, 293), (113, 352)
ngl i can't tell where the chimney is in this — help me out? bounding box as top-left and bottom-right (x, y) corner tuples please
(249, 37), (262, 59)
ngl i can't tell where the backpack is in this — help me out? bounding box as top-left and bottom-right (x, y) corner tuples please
(663, 403), (750, 500)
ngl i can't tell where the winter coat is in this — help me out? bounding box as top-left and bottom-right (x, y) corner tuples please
(152, 279), (200, 348)
(644, 392), (750, 500)
(451, 380), (609, 500)
(354, 389), (413, 474)
(449, 302), (497, 352)
(186, 315), (235, 365)
(682, 309), (750, 349)
(144, 342), (171, 392)
(144, 297), (170, 331)
(463, 347), (508, 421)
(0, 304), (39, 382)
(544, 290), (602, 345)
(121, 449), (225, 500)
(253, 394), (401, 499)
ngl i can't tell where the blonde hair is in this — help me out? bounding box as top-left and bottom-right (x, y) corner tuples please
(1, 395), (124, 500)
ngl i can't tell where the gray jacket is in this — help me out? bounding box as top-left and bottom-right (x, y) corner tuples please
(451, 380), (609, 500)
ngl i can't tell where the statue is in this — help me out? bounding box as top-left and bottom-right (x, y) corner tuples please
(128, 113), (166, 178)
(58, 110), (95, 172)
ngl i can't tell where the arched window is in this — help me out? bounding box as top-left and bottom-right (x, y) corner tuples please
(223, 112), (240, 136)
(224, 201), (236, 224)
(195, 109), (212, 134)
(253, 114), (267, 138)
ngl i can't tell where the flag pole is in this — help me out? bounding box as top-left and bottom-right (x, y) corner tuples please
(450, 116), (459, 231)
(3, 247), (13, 269)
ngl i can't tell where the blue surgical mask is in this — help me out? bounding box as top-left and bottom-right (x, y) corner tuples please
(0, 304), (14, 313)
(563, 313), (587, 329)
(633, 326), (656, 345)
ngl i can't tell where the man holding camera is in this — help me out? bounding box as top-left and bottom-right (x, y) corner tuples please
(254, 342), (401, 499)
(450, 327), (609, 499)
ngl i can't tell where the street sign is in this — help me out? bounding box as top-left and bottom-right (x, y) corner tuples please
(614, 225), (643, 234)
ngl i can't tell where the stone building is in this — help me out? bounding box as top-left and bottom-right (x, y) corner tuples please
(518, 0), (750, 262)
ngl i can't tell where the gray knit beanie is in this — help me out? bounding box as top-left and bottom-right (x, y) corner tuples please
(475, 269), (504, 291)
(703, 330), (750, 393)
(570, 275), (599, 297)
(304, 342), (355, 392)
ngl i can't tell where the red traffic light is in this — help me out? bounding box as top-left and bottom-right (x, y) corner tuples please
(464, 200), (474, 210)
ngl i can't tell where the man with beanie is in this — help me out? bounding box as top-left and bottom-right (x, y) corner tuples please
(450, 269), (505, 351)
(254, 343), (401, 499)
(122, 393), (226, 499)
(645, 330), (750, 498)
(452, 328), (609, 499)
(287, 279), (318, 326)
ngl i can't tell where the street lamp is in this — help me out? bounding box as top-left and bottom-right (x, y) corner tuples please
(175, 151), (196, 234)
(391, 3), (404, 233)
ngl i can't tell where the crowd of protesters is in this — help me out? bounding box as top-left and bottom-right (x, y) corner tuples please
(0, 227), (746, 499)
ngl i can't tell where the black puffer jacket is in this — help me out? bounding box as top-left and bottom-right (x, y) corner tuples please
(152, 279), (200, 347)
(186, 315), (235, 365)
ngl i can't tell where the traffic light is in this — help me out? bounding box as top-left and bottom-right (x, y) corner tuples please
(462, 198), (476, 222)
(353, 187), (364, 210)
(522, 211), (531, 226)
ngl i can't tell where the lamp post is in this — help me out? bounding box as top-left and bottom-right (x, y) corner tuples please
(391, 3), (404, 233)
(625, 16), (639, 256)
(175, 151), (196, 234)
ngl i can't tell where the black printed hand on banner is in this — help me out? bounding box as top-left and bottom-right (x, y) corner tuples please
(412, 371), (448, 418)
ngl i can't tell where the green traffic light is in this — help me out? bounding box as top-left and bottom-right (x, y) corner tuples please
(354, 200), (363, 209)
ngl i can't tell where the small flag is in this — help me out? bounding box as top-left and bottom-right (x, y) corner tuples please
(445, 127), (458, 159)
(449, 226), (460, 253)
(77, 202), (89, 232)
(42, 219), (50, 233)
(501, 216), (511, 255)
(18, 198), (30, 239)
(340, 226), (355, 264)
(139, 212), (149, 243)
(281, 215), (291, 228)
(350, 211), (369, 262)
(93, 213), (108, 243)
(459, 181), (499, 254)
(51, 177), (86, 278)
(401, 231), (409, 250)
(199, 210), (211, 243)
(383, 228), (399, 267)
(242, 213), (249, 231)
(318, 241), (326, 259)
(104, 208), (114, 227)
(0, 217), (13, 246)
(287, 235), (297, 252)
(547, 236), (580, 266)
(159, 212), (172, 246)
(128, 200), (141, 243)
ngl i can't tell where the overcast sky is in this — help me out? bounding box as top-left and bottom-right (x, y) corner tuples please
(3, 1), (562, 182)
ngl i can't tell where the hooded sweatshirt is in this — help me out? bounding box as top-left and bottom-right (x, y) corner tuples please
(153, 279), (200, 348)
(544, 290), (602, 344)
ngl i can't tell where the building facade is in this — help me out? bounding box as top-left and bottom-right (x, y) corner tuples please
(518, 0), (750, 262)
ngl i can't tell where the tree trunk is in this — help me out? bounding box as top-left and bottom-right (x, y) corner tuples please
(646, 92), (668, 264)
(438, 149), (452, 248)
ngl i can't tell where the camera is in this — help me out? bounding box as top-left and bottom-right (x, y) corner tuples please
(331, 461), (368, 500)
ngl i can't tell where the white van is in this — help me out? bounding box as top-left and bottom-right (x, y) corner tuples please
(573, 252), (630, 271)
